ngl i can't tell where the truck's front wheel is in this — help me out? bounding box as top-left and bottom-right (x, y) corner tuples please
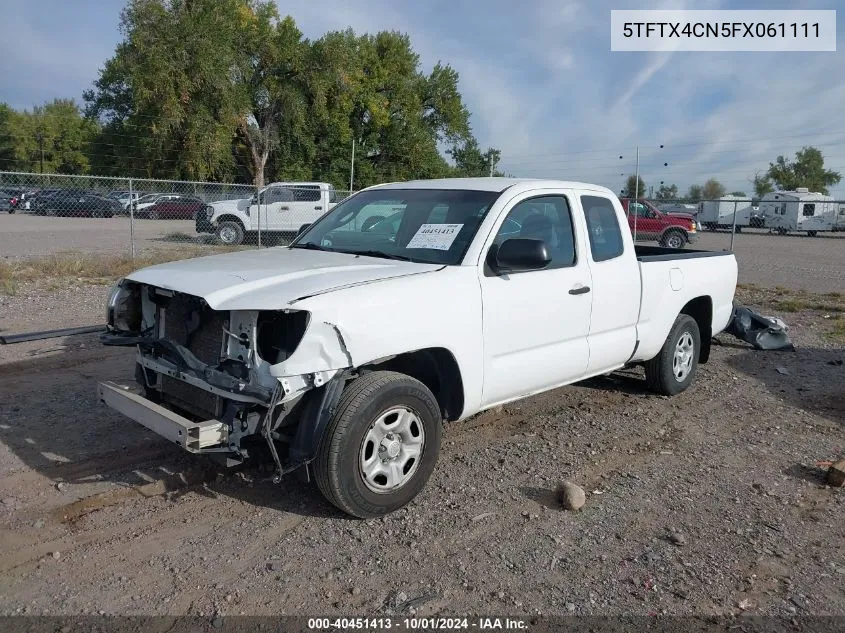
(216, 221), (244, 245)
(314, 371), (442, 518)
(644, 314), (700, 396)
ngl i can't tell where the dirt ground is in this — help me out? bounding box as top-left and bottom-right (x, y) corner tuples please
(0, 283), (842, 619)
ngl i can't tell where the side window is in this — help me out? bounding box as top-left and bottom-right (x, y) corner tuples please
(581, 195), (625, 262)
(293, 186), (321, 202)
(802, 203), (815, 217)
(491, 195), (576, 269)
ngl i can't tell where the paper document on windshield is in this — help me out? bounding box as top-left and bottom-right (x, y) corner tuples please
(406, 224), (463, 250)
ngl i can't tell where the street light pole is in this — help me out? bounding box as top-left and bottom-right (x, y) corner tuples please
(633, 145), (640, 242)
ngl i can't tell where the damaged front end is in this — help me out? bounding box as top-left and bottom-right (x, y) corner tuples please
(98, 279), (352, 478)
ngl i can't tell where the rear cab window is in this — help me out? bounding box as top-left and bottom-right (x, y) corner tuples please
(581, 195), (625, 262)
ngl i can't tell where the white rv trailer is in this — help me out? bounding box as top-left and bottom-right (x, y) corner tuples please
(834, 202), (845, 232)
(699, 195), (754, 231)
(759, 189), (837, 236)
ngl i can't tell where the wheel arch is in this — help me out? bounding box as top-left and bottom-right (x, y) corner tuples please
(215, 214), (246, 229)
(680, 296), (713, 363)
(357, 347), (465, 421)
(660, 226), (690, 243)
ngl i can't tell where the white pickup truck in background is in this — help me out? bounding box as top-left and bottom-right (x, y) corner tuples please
(196, 181), (340, 245)
(100, 178), (738, 518)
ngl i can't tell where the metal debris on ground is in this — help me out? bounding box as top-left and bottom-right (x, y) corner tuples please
(723, 303), (795, 351)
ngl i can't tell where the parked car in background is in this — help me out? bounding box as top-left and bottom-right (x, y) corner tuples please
(132, 193), (172, 215)
(18, 188), (60, 212)
(0, 190), (18, 212)
(619, 198), (698, 248)
(140, 195), (205, 219)
(198, 182), (340, 245)
(32, 189), (121, 218)
(108, 190), (144, 210)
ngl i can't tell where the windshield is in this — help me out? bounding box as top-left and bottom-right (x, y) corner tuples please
(291, 188), (501, 265)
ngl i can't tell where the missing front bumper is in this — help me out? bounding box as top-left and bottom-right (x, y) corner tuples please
(97, 381), (228, 452)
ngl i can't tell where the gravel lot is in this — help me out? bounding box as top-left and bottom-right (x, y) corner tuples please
(0, 285), (842, 619)
(1, 213), (844, 292)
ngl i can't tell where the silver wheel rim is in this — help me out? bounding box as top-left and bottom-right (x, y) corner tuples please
(219, 226), (237, 243)
(360, 406), (425, 493)
(673, 331), (694, 382)
(668, 234), (682, 248)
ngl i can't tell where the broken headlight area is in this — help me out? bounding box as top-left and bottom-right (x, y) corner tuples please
(106, 279), (143, 334)
(256, 310), (309, 364)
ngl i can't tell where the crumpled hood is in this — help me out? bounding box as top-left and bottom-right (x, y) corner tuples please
(126, 247), (442, 310)
(210, 198), (250, 214)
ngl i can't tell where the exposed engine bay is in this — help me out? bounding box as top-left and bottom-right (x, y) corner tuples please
(101, 279), (351, 478)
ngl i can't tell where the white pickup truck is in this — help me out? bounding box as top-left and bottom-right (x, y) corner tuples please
(196, 181), (340, 245)
(100, 178), (738, 518)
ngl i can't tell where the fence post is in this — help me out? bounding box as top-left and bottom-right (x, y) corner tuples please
(129, 177), (136, 261)
(729, 200), (738, 251)
(256, 184), (262, 249)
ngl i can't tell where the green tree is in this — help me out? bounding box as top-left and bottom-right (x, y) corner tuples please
(751, 171), (774, 197)
(685, 184), (703, 202)
(84, 1), (489, 188)
(624, 175), (646, 198)
(701, 178), (726, 200)
(448, 138), (502, 177)
(730, 191), (747, 197)
(1, 100), (95, 174)
(654, 183), (678, 200)
(85, 0), (248, 180)
(766, 146), (841, 194)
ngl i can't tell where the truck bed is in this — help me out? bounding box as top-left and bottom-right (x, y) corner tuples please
(631, 244), (738, 363)
(634, 244), (731, 261)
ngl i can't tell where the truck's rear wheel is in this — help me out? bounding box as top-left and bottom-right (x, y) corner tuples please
(314, 371), (442, 518)
(644, 314), (700, 396)
(660, 230), (686, 249)
(216, 221), (244, 245)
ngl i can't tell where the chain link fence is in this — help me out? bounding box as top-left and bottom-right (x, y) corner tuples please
(0, 171), (353, 260)
(2, 171), (845, 293)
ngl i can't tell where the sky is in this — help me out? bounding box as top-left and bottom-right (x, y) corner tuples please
(1, 0), (843, 196)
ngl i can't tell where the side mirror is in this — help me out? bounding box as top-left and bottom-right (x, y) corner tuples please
(296, 223), (311, 238)
(491, 238), (551, 273)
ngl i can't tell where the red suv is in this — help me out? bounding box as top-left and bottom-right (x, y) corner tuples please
(619, 198), (698, 248)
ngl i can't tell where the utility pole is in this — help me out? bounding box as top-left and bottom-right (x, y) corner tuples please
(349, 139), (355, 192)
(37, 131), (44, 174)
(633, 145), (640, 242)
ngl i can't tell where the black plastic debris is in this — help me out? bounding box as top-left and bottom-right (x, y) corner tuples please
(724, 303), (794, 351)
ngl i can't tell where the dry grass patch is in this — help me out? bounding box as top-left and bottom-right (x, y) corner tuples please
(0, 247), (242, 295)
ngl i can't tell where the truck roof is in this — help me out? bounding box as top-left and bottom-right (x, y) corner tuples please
(370, 177), (615, 196)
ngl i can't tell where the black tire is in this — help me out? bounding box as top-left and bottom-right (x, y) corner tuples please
(216, 220), (245, 245)
(660, 229), (686, 249)
(644, 314), (700, 396)
(807, 231), (817, 237)
(148, 209), (160, 220)
(314, 371), (442, 519)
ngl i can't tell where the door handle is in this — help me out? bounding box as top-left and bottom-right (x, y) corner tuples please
(314, 205), (323, 210)
(569, 285), (591, 295)
(280, 206), (289, 210)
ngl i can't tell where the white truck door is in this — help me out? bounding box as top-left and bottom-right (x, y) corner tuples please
(253, 186), (294, 231)
(578, 194), (639, 373)
(478, 192), (592, 406)
(282, 185), (325, 231)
